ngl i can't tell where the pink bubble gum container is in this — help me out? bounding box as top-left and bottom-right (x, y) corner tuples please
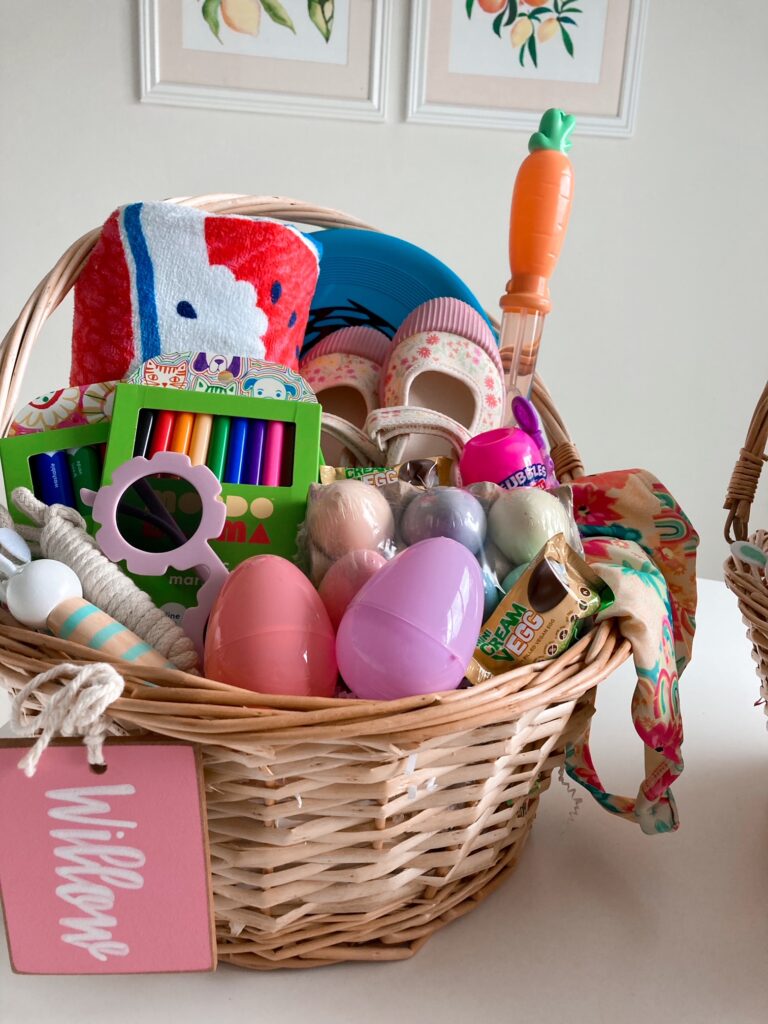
(459, 427), (547, 490)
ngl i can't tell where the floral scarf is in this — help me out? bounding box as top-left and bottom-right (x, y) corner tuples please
(567, 469), (699, 834)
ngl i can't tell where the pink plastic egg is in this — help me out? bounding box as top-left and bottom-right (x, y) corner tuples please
(204, 555), (337, 697)
(318, 549), (387, 630)
(336, 538), (483, 700)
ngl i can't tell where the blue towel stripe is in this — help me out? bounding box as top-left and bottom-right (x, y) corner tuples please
(123, 203), (161, 363)
(58, 603), (99, 640)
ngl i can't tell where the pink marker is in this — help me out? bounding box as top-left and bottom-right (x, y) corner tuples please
(262, 421), (285, 487)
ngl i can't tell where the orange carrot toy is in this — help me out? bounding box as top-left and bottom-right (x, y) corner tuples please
(500, 108), (575, 418)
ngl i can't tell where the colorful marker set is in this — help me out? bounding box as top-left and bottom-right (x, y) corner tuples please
(133, 409), (296, 487)
(104, 384), (321, 577)
(29, 444), (105, 515)
(1, 385), (322, 623)
(0, 422), (111, 527)
(222, 418), (295, 487)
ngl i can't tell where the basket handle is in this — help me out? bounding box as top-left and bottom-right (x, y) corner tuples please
(724, 379), (768, 542)
(0, 194), (584, 478)
(531, 375), (584, 482)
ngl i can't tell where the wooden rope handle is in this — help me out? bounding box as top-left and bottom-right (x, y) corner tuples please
(0, 194), (583, 475)
(531, 376), (584, 482)
(724, 380), (768, 542)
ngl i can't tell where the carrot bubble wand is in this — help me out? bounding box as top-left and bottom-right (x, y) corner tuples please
(500, 108), (575, 421)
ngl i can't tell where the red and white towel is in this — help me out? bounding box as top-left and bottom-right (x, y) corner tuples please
(71, 202), (320, 385)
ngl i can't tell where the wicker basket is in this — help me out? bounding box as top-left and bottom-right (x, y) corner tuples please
(724, 380), (768, 714)
(0, 196), (631, 969)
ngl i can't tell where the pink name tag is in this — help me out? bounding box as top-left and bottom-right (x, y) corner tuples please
(0, 740), (216, 974)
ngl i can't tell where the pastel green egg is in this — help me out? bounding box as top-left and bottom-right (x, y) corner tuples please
(502, 564), (528, 592)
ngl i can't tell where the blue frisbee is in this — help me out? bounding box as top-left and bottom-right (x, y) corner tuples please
(302, 228), (494, 356)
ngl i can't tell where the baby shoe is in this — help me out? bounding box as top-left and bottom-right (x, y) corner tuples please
(375, 298), (505, 461)
(299, 326), (391, 465)
(366, 407), (471, 465)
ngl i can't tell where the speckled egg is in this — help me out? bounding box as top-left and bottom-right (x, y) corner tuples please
(488, 488), (571, 565)
(400, 487), (486, 554)
(306, 480), (395, 583)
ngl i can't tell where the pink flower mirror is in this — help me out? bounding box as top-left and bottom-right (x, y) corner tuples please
(81, 452), (229, 658)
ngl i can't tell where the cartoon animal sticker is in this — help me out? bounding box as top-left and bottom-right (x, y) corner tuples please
(128, 353), (317, 403)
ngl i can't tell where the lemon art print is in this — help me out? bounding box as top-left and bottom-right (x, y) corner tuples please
(140, 0), (388, 121)
(198, 0), (336, 44)
(408, 0), (647, 137)
(466, 0), (582, 69)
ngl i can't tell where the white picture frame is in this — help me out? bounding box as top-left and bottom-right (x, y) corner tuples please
(407, 0), (648, 138)
(140, 0), (390, 122)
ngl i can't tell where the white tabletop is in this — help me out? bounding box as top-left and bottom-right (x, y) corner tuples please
(2, 578), (767, 1024)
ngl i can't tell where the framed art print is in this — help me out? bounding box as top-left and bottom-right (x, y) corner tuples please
(140, 0), (390, 121)
(407, 0), (648, 137)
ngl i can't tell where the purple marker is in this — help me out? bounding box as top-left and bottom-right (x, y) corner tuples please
(262, 421), (285, 487)
(243, 419), (266, 485)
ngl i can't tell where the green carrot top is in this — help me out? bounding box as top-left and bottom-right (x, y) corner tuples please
(528, 108), (576, 155)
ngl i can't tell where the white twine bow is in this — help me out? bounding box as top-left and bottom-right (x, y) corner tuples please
(10, 663), (125, 777)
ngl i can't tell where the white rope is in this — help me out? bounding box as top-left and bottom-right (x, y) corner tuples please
(10, 489), (199, 672)
(10, 662), (125, 777)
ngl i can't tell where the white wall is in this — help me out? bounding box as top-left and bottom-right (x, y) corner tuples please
(1, 0), (767, 580)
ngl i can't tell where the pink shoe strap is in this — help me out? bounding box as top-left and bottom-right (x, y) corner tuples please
(366, 407), (471, 465)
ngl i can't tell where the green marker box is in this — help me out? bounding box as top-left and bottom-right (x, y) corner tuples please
(0, 422), (109, 526)
(104, 384), (322, 615)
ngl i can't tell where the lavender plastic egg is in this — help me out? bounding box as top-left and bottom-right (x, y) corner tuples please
(400, 487), (486, 553)
(336, 538), (484, 700)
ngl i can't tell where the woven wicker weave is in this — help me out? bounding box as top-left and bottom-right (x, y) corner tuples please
(724, 381), (768, 714)
(0, 196), (631, 969)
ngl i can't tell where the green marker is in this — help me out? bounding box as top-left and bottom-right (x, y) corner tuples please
(206, 416), (231, 482)
(67, 445), (102, 515)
